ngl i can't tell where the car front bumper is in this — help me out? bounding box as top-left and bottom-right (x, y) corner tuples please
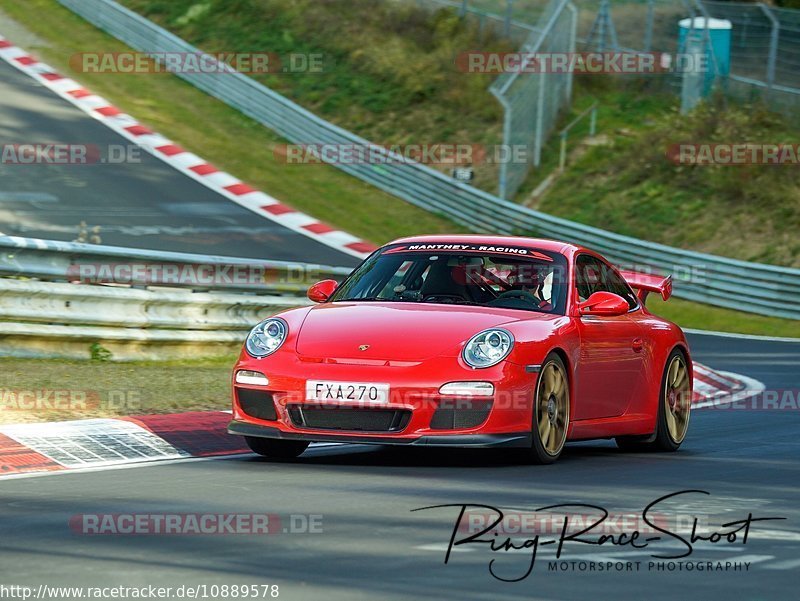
(228, 420), (533, 448)
(229, 350), (537, 447)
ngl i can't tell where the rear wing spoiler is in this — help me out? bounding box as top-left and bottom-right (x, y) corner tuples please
(619, 270), (672, 302)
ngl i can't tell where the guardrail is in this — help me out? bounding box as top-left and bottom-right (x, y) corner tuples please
(54, 0), (800, 320)
(0, 235), (351, 294)
(0, 277), (303, 361)
(0, 236), (345, 360)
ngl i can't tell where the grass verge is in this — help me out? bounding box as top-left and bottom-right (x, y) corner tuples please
(0, 355), (236, 424)
(647, 297), (800, 339)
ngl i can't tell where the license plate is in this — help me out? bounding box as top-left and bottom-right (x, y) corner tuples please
(305, 381), (390, 404)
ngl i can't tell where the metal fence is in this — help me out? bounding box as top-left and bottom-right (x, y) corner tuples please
(425, 1), (800, 158)
(446, 0), (691, 52)
(415, 0), (544, 44)
(701, 1), (800, 110)
(462, 1), (800, 109)
(490, 0), (577, 199)
(56, 0), (800, 319)
(0, 235), (327, 359)
(573, 1), (800, 108)
(415, 0), (576, 199)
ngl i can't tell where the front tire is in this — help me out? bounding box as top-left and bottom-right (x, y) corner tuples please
(526, 353), (570, 464)
(245, 436), (309, 459)
(616, 349), (691, 452)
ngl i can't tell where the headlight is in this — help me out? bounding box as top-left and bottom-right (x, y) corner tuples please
(463, 329), (514, 369)
(245, 318), (288, 358)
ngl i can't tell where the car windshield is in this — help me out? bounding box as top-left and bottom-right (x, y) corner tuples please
(330, 243), (569, 314)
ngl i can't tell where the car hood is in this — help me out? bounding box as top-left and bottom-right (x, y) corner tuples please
(295, 302), (545, 362)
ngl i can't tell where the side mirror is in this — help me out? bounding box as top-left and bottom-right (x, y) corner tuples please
(577, 291), (629, 317)
(307, 279), (338, 303)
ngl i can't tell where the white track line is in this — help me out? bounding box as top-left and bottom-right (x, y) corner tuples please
(0, 443), (356, 482)
(685, 328), (800, 343)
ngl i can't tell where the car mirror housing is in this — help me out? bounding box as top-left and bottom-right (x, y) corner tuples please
(577, 291), (630, 317)
(307, 279), (339, 303)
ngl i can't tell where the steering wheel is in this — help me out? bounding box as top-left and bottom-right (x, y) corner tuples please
(496, 290), (540, 304)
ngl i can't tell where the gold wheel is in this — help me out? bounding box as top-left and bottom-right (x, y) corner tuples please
(536, 360), (569, 456)
(664, 354), (691, 444)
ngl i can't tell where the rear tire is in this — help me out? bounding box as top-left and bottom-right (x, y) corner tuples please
(525, 352), (570, 464)
(245, 436), (309, 459)
(616, 349), (691, 452)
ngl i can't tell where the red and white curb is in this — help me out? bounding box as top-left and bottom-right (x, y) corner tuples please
(0, 364), (763, 479)
(692, 362), (765, 409)
(0, 34), (378, 260)
(0, 411), (245, 477)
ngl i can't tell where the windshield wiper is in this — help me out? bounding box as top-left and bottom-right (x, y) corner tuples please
(336, 296), (482, 306)
(423, 298), (483, 307)
(336, 297), (381, 302)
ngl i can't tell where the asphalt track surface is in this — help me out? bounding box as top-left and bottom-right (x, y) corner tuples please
(0, 58), (358, 267)
(0, 332), (797, 601)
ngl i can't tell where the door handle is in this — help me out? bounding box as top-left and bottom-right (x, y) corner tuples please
(632, 338), (644, 353)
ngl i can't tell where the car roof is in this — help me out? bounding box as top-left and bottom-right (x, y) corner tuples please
(387, 234), (583, 256)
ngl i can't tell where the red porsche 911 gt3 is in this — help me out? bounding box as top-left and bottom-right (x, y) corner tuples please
(228, 236), (692, 464)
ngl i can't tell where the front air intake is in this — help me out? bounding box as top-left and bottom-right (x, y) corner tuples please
(236, 388), (278, 421)
(287, 405), (411, 432)
(430, 399), (492, 430)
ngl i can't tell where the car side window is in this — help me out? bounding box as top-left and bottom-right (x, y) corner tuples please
(602, 265), (639, 310)
(575, 255), (638, 310)
(575, 255), (608, 302)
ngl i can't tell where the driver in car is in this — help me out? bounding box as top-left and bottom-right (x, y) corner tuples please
(504, 264), (552, 311)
